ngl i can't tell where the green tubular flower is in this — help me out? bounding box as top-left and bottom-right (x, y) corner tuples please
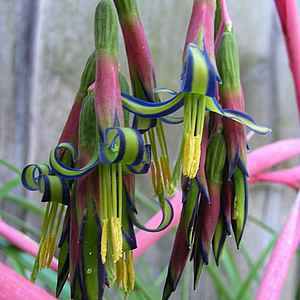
(217, 27), (250, 247)
(21, 51), (96, 282)
(19, 2), (272, 299)
(162, 179), (200, 300)
(59, 51), (96, 147)
(114, 0), (173, 200)
(121, 41), (270, 181)
(68, 95), (104, 300)
(22, 1), (173, 298)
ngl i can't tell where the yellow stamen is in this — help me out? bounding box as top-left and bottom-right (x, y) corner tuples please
(46, 235), (56, 266)
(183, 131), (194, 177)
(127, 251), (135, 292)
(122, 255), (128, 293)
(151, 158), (164, 195)
(116, 258), (123, 287)
(101, 218), (108, 263)
(110, 217), (122, 263)
(160, 155), (174, 195)
(189, 135), (202, 178)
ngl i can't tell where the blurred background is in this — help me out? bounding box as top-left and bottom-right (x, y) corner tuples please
(0, 0), (299, 299)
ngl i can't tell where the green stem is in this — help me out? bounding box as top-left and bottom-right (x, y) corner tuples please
(195, 96), (206, 136)
(4, 194), (43, 216)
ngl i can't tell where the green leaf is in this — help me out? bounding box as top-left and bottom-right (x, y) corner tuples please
(207, 265), (234, 300)
(154, 265), (168, 286)
(240, 245), (260, 284)
(234, 238), (276, 300)
(135, 275), (160, 300)
(0, 160), (21, 174)
(0, 178), (20, 198)
(5, 248), (28, 278)
(222, 246), (241, 284)
(4, 250), (70, 300)
(135, 190), (157, 214)
(3, 194), (43, 216)
(220, 247), (251, 300)
(249, 215), (277, 236)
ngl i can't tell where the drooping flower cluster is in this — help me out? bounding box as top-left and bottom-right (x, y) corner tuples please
(21, 0), (270, 299)
(162, 1), (270, 299)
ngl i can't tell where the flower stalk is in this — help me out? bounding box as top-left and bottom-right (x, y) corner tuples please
(18, 1), (272, 299)
(114, 0), (173, 199)
(275, 0), (300, 119)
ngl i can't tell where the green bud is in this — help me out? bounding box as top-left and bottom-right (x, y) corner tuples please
(216, 29), (241, 91)
(79, 52), (96, 95)
(119, 72), (131, 127)
(79, 95), (98, 154)
(94, 0), (119, 56)
(113, 0), (139, 20)
(205, 131), (226, 184)
(214, 0), (222, 38)
(119, 72), (130, 94)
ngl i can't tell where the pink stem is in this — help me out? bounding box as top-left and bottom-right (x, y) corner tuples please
(0, 219), (58, 272)
(215, 0), (232, 50)
(0, 262), (56, 300)
(247, 139), (300, 176)
(255, 191), (300, 300)
(214, 22), (225, 50)
(249, 166), (300, 190)
(184, 0), (216, 57)
(220, 0), (232, 27)
(275, 0), (300, 118)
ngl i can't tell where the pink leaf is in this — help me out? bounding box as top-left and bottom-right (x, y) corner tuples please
(0, 262), (56, 300)
(250, 166), (300, 190)
(0, 219), (58, 272)
(255, 191), (300, 300)
(248, 139), (300, 176)
(275, 0), (300, 118)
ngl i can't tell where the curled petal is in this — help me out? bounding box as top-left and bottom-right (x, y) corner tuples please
(100, 127), (151, 173)
(122, 92), (185, 119)
(51, 128), (151, 179)
(50, 143), (98, 180)
(21, 163), (69, 205)
(122, 93), (269, 136)
(125, 184), (174, 233)
(161, 116), (184, 125)
(21, 163), (51, 191)
(223, 109), (271, 135)
(181, 43), (220, 97)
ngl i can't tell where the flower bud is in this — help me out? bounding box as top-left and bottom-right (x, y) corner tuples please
(95, 0), (119, 56)
(217, 28), (247, 177)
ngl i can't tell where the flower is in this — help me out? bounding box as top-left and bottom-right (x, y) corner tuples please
(20, 1), (271, 299)
(22, 1), (169, 297)
(161, 1), (271, 299)
(114, 0), (173, 201)
(216, 27), (249, 248)
(21, 50), (96, 283)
